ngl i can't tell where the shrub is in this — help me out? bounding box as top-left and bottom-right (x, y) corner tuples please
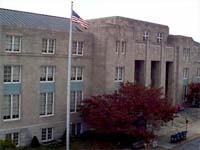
(30, 136), (40, 148)
(0, 139), (16, 149)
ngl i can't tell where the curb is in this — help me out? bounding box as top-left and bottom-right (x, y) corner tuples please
(158, 134), (200, 149)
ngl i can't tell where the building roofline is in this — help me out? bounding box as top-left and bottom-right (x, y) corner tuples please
(0, 7), (69, 20)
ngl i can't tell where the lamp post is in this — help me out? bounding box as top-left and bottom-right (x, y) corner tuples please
(185, 118), (189, 132)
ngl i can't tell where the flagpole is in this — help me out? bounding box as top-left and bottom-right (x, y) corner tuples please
(66, 1), (73, 150)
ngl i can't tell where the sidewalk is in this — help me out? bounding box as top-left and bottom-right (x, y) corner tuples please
(156, 108), (200, 150)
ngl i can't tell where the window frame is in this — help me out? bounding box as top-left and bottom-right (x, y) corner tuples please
(157, 32), (163, 43)
(40, 66), (55, 83)
(116, 40), (120, 54)
(42, 38), (56, 54)
(41, 128), (54, 142)
(40, 92), (54, 117)
(71, 66), (83, 82)
(72, 41), (84, 56)
(197, 68), (200, 78)
(183, 68), (189, 79)
(5, 132), (20, 146)
(5, 35), (22, 53)
(115, 67), (124, 82)
(3, 65), (21, 84)
(3, 94), (21, 122)
(143, 31), (149, 41)
(70, 91), (83, 113)
(70, 122), (82, 136)
(121, 41), (126, 54)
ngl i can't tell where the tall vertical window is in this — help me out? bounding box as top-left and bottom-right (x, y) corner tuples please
(70, 91), (83, 113)
(183, 85), (188, 101)
(70, 123), (82, 136)
(72, 41), (83, 55)
(71, 67), (83, 81)
(41, 128), (53, 142)
(183, 68), (189, 79)
(197, 68), (200, 78)
(42, 39), (56, 54)
(3, 94), (20, 121)
(157, 32), (163, 43)
(40, 66), (55, 82)
(183, 48), (190, 62)
(5, 35), (21, 52)
(40, 92), (54, 116)
(116, 41), (120, 53)
(115, 67), (124, 81)
(121, 41), (126, 54)
(143, 31), (149, 41)
(4, 66), (21, 83)
(6, 132), (19, 146)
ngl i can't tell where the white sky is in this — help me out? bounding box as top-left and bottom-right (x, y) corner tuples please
(0, 0), (200, 42)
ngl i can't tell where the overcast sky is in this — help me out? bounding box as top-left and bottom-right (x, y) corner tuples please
(0, 0), (200, 42)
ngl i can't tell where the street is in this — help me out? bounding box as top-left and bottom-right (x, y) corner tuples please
(173, 138), (200, 150)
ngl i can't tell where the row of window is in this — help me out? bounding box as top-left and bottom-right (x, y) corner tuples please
(142, 32), (163, 43)
(3, 90), (82, 121)
(3, 66), (84, 83)
(5, 35), (84, 55)
(115, 66), (200, 81)
(5, 123), (82, 146)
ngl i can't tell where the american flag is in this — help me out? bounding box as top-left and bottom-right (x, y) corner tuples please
(72, 10), (89, 29)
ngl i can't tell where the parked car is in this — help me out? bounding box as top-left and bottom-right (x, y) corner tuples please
(132, 140), (144, 149)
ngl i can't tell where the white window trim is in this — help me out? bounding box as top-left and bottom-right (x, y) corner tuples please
(3, 95), (21, 122)
(72, 41), (84, 56)
(71, 67), (84, 82)
(115, 67), (124, 82)
(143, 31), (149, 41)
(42, 39), (55, 54)
(40, 92), (54, 117)
(41, 128), (54, 142)
(70, 91), (83, 113)
(4, 66), (21, 84)
(157, 32), (163, 43)
(183, 68), (189, 79)
(116, 40), (120, 54)
(5, 35), (22, 53)
(40, 66), (55, 83)
(5, 132), (20, 146)
(121, 41), (126, 54)
(197, 68), (200, 78)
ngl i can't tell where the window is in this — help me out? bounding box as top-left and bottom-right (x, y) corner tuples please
(5, 132), (19, 146)
(41, 128), (53, 142)
(42, 39), (56, 54)
(121, 41), (126, 54)
(40, 92), (54, 116)
(70, 123), (82, 136)
(115, 67), (124, 81)
(71, 67), (83, 81)
(183, 68), (189, 79)
(183, 85), (188, 101)
(6, 35), (21, 52)
(40, 66), (55, 82)
(116, 41), (120, 53)
(183, 48), (190, 62)
(157, 32), (163, 43)
(143, 31), (149, 41)
(4, 66), (21, 83)
(72, 41), (83, 55)
(70, 91), (83, 112)
(3, 94), (20, 121)
(197, 68), (200, 78)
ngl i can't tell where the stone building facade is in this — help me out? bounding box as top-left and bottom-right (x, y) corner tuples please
(0, 8), (199, 146)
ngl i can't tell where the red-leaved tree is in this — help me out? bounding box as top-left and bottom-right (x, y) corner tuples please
(187, 83), (200, 107)
(80, 82), (177, 142)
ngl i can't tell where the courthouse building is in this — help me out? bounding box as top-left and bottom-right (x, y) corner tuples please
(0, 8), (200, 146)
